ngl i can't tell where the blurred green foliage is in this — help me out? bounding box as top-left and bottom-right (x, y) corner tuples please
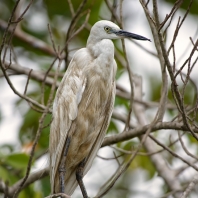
(165, 0), (198, 15)
(0, 0), (198, 197)
(0, 152), (29, 185)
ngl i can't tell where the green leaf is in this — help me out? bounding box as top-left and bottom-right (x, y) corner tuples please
(129, 153), (156, 179)
(6, 153), (29, 169)
(40, 176), (51, 197)
(107, 120), (119, 134)
(165, 0), (198, 16)
(149, 75), (162, 101)
(0, 166), (9, 181)
(115, 96), (129, 109)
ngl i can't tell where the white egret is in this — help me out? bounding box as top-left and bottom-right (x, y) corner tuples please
(49, 20), (150, 198)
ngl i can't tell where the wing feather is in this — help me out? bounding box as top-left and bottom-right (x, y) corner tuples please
(63, 79), (116, 195)
(49, 48), (89, 193)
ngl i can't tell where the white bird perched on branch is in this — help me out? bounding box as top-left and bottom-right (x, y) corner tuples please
(49, 20), (150, 198)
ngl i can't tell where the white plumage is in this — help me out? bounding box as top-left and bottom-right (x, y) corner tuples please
(49, 20), (150, 197)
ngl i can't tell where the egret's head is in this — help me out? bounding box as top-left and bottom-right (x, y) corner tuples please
(89, 20), (151, 42)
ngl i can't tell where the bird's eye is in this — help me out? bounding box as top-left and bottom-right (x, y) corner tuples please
(104, 26), (111, 33)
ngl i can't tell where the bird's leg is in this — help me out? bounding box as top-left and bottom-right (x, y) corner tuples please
(59, 137), (71, 193)
(76, 158), (89, 198)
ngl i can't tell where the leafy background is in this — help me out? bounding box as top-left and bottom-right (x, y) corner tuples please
(0, 0), (198, 197)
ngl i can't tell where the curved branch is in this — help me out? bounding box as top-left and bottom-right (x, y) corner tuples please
(102, 122), (198, 147)
(0, 168), (49, 197)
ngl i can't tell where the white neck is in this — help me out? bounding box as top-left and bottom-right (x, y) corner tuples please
(87, 36), (114, 62)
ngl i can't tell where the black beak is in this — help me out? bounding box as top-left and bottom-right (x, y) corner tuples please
(115, 30), (151, 42)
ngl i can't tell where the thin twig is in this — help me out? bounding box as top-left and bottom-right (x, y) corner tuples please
(45, 193), (71, 198)
(178, 131), (198, 161)
(67, 0), (75, 17)
(152, 0), (169, 122)
(64, 0), (88, 68)
(23, 69), (32, 95)
(167, 0), (194, 54)
(120, 0), (134, 131)
(13, 57), (62, 198)
(159, 0), (183, 31)
(149, 135), (198, 171)
(104, 0), (121, 26)
(180, 174), (198, 198)
(9, 168), (49, 196)
(151, 0), (198, 142)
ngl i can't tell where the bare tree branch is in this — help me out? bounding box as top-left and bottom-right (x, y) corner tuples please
(102, 122), (198, 147)
(180, 174), (198, 198)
